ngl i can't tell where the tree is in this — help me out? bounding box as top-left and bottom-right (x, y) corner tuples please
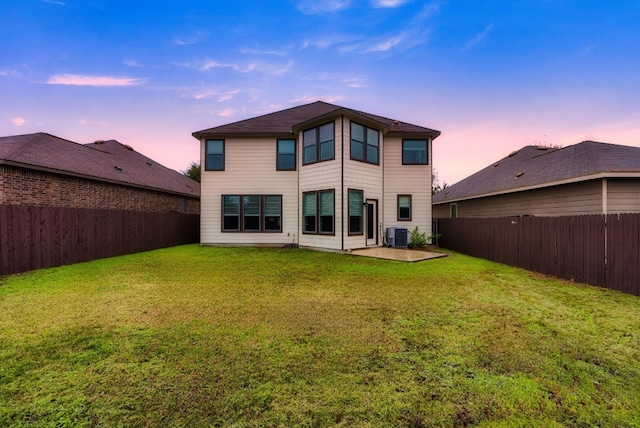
(182, 162), (201, 183)
(432, 169), (448, 195)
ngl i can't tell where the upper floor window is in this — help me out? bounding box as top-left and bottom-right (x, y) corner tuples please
(402, 139), (428, 165)
(350, 122), (379, 164)
(277, 139), (296, 171)
(398, 195), (412, 221)
(303, 190), (334, 234)
(303, 122), (334, 165)
(205, 139), (225, 171)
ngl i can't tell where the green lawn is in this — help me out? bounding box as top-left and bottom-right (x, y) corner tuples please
(1, 245), (640, 427)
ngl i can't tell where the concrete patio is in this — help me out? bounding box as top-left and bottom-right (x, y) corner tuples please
(349, 247), (447, 262)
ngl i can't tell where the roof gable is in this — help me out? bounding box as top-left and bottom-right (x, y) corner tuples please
(0, 132), (199, 197)
(433, 141), (640, 203)
(192, 101), (440, 139)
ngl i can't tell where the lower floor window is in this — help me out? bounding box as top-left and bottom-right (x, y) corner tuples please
(303, 190), (334, 234)
(222, 195), (282, 232)
(348, 189), (363, 235)
(398, 194), (412, 221)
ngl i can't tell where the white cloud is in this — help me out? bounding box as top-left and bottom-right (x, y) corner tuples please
(42, 0), (67, 6)
(11, 117), (26, 126)
(186, 59), (257, 73)
(372, 0), (409, 7)
(240, 45), (292, 56)
(365, 33), (407, 52)
(297, 0), (351, 15)
(46, 74), (146, 86)
(342, 78), (367, 88)
(291, 94), (344, 104)
(461, 24), (494, 52)
(123, 59), (143, 68)
(0, 70), (21, 78)
(173, 31), (210, 46)
(219, 109), (237, 117)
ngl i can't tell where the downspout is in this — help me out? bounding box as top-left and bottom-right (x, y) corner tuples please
(341, 115), (345, 251)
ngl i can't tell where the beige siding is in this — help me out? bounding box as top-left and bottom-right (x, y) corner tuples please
(298, 118), (343, 250)
(200, 137), (298, 245)
(433, 180), (604, 218)
(608, 179), (640, 214)
(343, 119), (384, 249)
(383, 137), (433, 240)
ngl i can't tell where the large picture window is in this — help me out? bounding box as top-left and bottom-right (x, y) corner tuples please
(348, 189), (363, 235)
(277, 139), (296, 170)
(205, 139), (225, 170)
(303, 122), (334, 165)
(222, 195), (282, 232)
(398, 195), (412, 221)
(350, 122), (379, 164)
(402, 139), (428, 165)
(303, 190), (334, 234)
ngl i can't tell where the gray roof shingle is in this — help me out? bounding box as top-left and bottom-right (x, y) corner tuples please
(0, 132), (199, 197)
(192, 100), (440, 139)
(433, 141), (640, 204)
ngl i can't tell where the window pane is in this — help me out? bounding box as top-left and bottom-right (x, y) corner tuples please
(367, 128), (379, 147)
(366, 144), (378, 164)
(319, 191), (333, 216)
(304, 193), (316, 216)
(223, 196), (240, 215)
(351, 123), (364, 142)
(207, 154), (223, 170)
(223, 195), (240, 231)
(264, 196), (281, 216)
(319, 123), (333, 142)
(264, 216), (281, 231)
(320, 141), (333, 160)
(349, 216), (362, 234)
(320, 216), (333, 233)
(348, 190), (362, 216)
(403, 140), (428, 164)
(351, 140), (363, 160)
(243, 196), (260, 231)
(303, 129), (316, 146)
(304, 145), (316, 164)
(399, 195), (410, 208)
(278, 139), (295, 154)
(206, 140), (223, 154)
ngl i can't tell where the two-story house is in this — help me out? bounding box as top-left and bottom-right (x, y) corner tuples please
(192, 101), (440, 251)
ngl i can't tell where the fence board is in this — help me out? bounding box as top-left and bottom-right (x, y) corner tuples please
(0, 205), (200, 276)
(438, 214), (638, 296)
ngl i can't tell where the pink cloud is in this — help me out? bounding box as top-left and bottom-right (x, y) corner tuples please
(46, 74), (146, 86)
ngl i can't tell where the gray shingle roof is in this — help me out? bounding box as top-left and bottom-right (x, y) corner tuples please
(0, 133), (199, 197)
(433, 141), (640, 204)
(192, 100), (440, 139)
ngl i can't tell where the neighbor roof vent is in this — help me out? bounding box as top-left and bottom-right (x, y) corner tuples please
(114, 165), (123, 172)
(516, 171), (524, 177)
(94, 140), (105, 144)
(123, 144), (134, 151)
(508, 150), (519, 157)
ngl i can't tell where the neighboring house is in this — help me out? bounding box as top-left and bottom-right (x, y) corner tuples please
(192, 101), (440, 251)
(433, 141), (640, 218)
(0, 132), (200, 212)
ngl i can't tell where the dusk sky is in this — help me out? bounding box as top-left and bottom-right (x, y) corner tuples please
(2, 0), (639, 185)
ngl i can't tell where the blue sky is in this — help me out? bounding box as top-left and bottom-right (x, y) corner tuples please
(1, 0), (639, 184)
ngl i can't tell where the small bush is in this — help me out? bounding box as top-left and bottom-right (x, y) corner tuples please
(408, 227), (427, 249)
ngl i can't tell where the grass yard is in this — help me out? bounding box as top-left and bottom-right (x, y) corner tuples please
(1, 245), (640, 427)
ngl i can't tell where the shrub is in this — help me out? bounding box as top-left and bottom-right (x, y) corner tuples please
(408, 227), (427, 249)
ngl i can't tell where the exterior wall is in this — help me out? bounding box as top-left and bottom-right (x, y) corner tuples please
(433, 180), (603, 218)
(342, 117), (384, 249)
(200, 137), (298, 246)
(0, 165), (199, 214)
(298, 118), (343, 250)
(383, 137), (433, 240)
(607, 178), (640, 214)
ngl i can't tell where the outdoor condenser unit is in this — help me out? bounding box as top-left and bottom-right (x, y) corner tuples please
(386, 227), (408, 248)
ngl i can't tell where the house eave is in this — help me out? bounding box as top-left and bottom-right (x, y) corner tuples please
(433, 171), (640, 205)
(0, 159), (200, 199)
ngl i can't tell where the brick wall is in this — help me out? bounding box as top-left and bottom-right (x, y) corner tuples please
(0, 165), (200, 214)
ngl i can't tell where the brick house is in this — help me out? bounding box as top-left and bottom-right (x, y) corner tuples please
(0, 133), (199, 212)
(1, 132), (200, 275)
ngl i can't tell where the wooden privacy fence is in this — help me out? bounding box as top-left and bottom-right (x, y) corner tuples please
(437, 214), (640, 296)
(0, 205), (200, 276)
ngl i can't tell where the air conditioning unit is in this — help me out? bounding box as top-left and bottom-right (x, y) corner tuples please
(386, 227), (408, 248)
